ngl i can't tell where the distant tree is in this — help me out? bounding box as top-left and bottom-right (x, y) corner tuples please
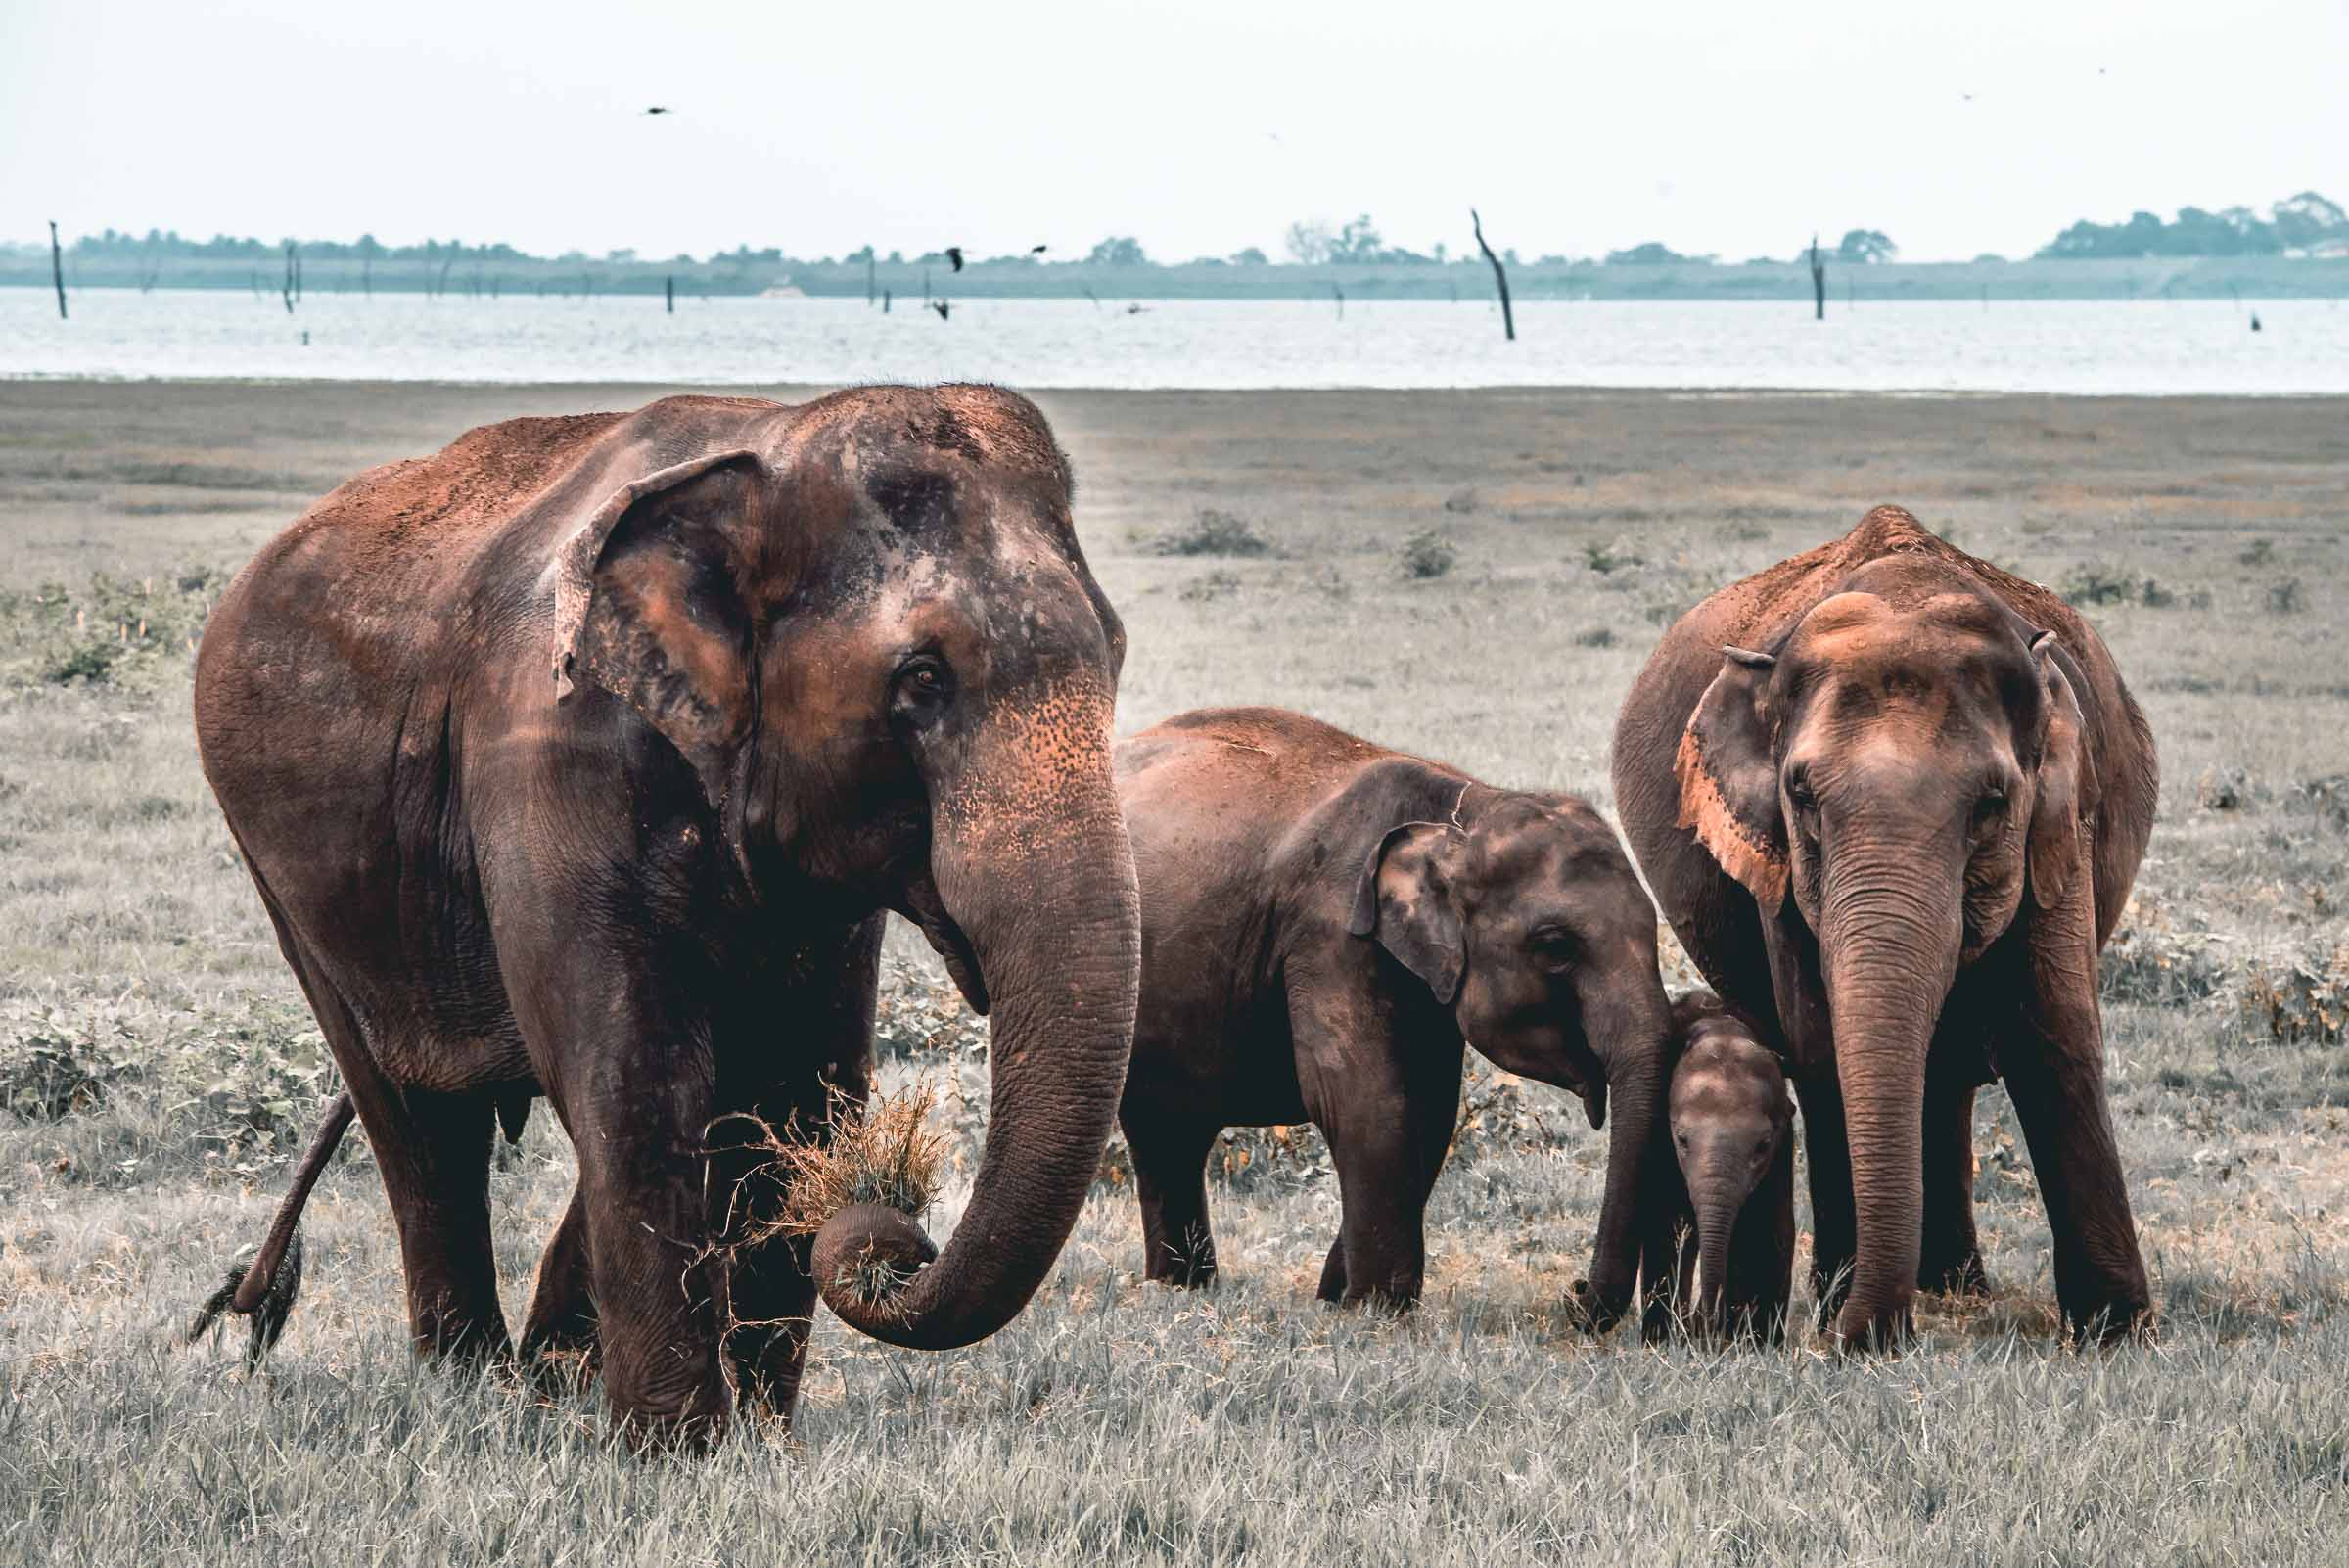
(844, 245), (876, 263)
(605, 248), (638, 264)
(1836, 229), (1897, 263)
(2272, 191), (2348, 251)
(1086, 235), (1148, 266)
(1604, 241), (1694, 265)
(2032, 198), (2334, 258)
(1284, 220), (1334, 265)
(1229, 246), (1268, 265)
(886, 250), (904, 264)
(1431, 241), (1448, 264)
(1972, 253), (2006, 264)
(1328, 214), (1384, 262)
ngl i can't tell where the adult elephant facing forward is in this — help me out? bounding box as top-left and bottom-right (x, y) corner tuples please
(193, 386), (1140, 1442)
(1612, 506), (2155, 1349)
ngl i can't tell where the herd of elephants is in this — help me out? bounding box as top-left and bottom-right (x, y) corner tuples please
(180, 383), (2159, 1447)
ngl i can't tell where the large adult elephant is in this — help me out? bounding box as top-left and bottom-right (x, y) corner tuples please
(1611, 506), (2157, 1349)
(192, 385), (1141, 1442)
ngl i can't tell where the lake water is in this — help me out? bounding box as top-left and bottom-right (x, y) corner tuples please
(5, 288), (2345, 394)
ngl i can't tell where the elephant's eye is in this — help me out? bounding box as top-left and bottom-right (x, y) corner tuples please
(892, 654), (953, 716)
(1530, 925), (1576, 968)
(1972, 788), (2009, 833)
(1786, 774), (1819, 817)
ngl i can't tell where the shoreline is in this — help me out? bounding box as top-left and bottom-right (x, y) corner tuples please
(8, 374), (2349, 402)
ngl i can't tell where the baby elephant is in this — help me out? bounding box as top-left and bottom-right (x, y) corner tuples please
(1653, 992), (1796, 1342)
(1114, 707), (1674, 1310)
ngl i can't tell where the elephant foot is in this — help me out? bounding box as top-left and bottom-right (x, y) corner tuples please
(1145, 1262), (1218, 1290)
(1827, 1300), (1914, 1355)
(1917, 1249), (1991, 1298)
(2063, 1292), (2155, 1349)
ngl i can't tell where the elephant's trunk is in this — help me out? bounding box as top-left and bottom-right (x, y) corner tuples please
(1820, 859), (1959, 1351)
(1573, 978), (1673, 1331)
(1691, 1175), (1737, 1333)
(813, 687), (1140, 1350)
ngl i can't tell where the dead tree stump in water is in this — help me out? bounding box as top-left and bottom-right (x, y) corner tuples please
(48, 221), (67, 320)
(1471, 208), (1514, 341)
(1809, 235), (1826, 320)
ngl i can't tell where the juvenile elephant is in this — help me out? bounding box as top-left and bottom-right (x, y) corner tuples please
(1650, 992), (1795, 1343)
(1113, 707), (1674, 1315)
(192, 386), (1141, 1443)
(1613, 506), (2157, 1349)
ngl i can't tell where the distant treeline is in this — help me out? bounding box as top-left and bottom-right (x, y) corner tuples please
(2037, 192), (2347, 259)
(6, 192), (2347, 302)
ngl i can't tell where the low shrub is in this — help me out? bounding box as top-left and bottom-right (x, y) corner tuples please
(1148, 508), (1272, 558)
(1582, 539), (1643, 575)
(1180, 569), (1241, 602)
(2100, 893), (2229, 1007)
(1398, 530), (1456, 579)
(2240, 945), (2348, 1046)
(0, 569), (222, 690)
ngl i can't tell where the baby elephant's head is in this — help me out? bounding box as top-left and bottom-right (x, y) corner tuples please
(1668, 992), (1793, 1333)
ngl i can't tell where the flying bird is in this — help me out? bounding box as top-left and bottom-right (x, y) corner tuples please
(945, 247), (965, 272)
(1030, 244), (1048, 254)
(642, 106), (673, 115)
(930, 300), (951, 321)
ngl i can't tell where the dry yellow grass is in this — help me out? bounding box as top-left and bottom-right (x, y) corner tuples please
(2, 381), (2346, 1564)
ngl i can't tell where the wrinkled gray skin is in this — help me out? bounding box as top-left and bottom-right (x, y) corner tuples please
(1652, 992), (1795, 1343)
(193, 385), (1140, 1446)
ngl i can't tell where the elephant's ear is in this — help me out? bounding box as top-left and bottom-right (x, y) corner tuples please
(2026, 631), (2087, 911)
(1675, 646), (1787, 912)
(550, 448), (766, 815)
(1347, 820), (1465, 1004)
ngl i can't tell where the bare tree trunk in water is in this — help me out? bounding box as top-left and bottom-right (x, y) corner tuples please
(1471, 208), (1514, 341)
(1810, 235), (1826, 321)
(49, 221), (68, 320)
(283, 244), (297, 315)
(666, 275), (674, 313)
(1332, 281), (1345, 319)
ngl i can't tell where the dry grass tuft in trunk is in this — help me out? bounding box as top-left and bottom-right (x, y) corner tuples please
(710, 1083), (949, 1248)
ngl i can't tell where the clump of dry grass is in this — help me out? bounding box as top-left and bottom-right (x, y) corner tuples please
(2241, 944), (2349, 1046)
(758, 1083), (949, 1241)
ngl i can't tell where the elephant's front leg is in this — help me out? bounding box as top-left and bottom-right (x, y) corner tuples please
(520, 1188), (597, 1385)
(1794, 1074), (1857, 1326)
(1917, 1067), (1990, 1296)
(709, 916), (884, 1422)
(1295, 973), (1462, 1308)
(2003, 895), (2151, 1343)
(511, 955), (729, 1443)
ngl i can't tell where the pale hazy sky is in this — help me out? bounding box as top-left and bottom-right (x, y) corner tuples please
(5, 0), (2342, 264)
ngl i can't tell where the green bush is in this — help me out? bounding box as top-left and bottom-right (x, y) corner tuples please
(1398, 530), (1456, 579)
(0, 568), (223, 690)
(1148, 508), (1272, 558)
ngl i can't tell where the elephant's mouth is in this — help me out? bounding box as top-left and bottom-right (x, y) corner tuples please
(898, 876), (991, 1016)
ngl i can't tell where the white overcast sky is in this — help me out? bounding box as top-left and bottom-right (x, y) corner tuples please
(5, 0), (2343, 263)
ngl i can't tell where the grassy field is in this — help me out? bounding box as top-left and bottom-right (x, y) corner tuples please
(2, 381), (2346, 1564)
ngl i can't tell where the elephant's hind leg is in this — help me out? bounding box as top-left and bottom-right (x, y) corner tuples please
(266, 914), (513, 1365)
(383, 1084), (514, 1363)
(1124, 1112), (1221, 1286)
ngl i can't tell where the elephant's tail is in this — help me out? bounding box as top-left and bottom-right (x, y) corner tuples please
(186, 1090), (355, 1366)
